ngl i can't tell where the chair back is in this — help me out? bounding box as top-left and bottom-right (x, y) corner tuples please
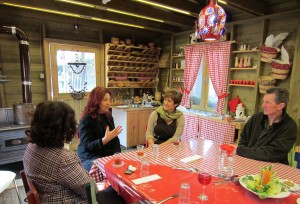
(85, 179), (98, 204)
(295, 152), (300, 169)
(20, 170), (30, 193)
(20, 170), (41, 204)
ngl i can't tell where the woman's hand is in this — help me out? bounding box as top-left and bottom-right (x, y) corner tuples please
(147, 138), (154, 148)
(102, 126), (122, 145)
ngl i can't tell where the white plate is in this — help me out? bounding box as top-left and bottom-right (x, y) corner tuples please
(239, 175), (291, 199)
(116, 105), (129, 109)
(297, 197), (300, 204)
(111, 161), (124, 168)
(282, 180), (300, 192)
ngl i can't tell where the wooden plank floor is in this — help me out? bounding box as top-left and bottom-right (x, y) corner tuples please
(0, 179), (26, 204)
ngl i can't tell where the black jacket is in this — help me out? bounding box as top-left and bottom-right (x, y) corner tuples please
(77, 113), (121, 163)
(236, 111), (297, 165)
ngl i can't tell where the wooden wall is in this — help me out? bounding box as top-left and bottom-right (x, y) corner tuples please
(0, 7), (164, 109)
(0, 19), (46, 107)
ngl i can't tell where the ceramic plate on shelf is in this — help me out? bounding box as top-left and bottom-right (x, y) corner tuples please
(116, 105), (129, 109)
(239, 175), (291, 199)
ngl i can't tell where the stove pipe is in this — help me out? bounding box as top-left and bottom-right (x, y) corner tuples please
(0, 26), (32, 103)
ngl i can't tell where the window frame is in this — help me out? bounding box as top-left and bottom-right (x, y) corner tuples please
(43, 38), (104, 101)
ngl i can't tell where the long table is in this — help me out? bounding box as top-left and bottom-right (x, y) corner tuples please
(90, 138), (300, 203)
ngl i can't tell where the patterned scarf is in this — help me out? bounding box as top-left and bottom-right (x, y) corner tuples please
(156, 105), (183, 121)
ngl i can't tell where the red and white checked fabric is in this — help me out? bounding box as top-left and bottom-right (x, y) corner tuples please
(89, 161), (106, 183)
(198, 117), (235, 144)
(90, 138), (300, 196)
(181, 114), (199, 141)
(182, 45), (204, 108)
(204, 41), (231, 113)
(183, 42), (231, 113)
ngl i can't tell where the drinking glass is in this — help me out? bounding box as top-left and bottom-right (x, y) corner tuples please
(140, 160), (150, 177)
(136, 145), (145, 159)
(179, 183), (190, 204)
(152, 144), (159, 157)
(197, 170), (212, 200)
(113, 153), (122, 166)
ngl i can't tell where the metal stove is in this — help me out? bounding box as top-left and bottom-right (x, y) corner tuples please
(0, 108), (30, 165)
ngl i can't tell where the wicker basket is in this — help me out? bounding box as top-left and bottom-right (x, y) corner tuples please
(258, 76), (276, 93)
(260, 46), (279, 59)
(271, 61), (291, 80)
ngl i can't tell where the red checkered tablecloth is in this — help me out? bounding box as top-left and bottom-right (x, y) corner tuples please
(182, 114), (235, 144)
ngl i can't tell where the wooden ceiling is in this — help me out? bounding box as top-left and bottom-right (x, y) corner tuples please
(1, 0), (300, 36)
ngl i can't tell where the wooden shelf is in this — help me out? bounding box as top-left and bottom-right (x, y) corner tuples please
(171, 68), (184, 70)
(230, 67), (257, 70)
(232, 50), (259, 54)
(105, 43), (160, 88)
(172, 55), (185, 58)
(229, 84), (255, 87)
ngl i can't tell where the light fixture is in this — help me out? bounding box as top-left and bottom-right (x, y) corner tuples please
(73, 23), (79, 33)
(218, 0), (227, 5)
(135, 0), (192, 16)
(197, 0), (226, 41)
(102, 0), (111, 4)
(55, 0), (164, 23)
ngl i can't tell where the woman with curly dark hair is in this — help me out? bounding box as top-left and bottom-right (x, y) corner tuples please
(23, 101), (91, 203)
(78, 86), (122, 172)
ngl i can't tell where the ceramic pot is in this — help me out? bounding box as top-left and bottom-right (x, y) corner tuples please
(198, 0), (226, 41)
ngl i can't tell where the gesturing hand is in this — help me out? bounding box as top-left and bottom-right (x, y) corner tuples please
(102, 126), (123, 145)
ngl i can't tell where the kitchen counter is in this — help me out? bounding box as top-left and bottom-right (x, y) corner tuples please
(0, 123), (30, 131)
(111, 106), (157, 112)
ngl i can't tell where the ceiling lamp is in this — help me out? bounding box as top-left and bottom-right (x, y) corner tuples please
(198, 0), (226, 41)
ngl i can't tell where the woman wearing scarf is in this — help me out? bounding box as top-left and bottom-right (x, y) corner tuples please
(146, 89), (184, 147)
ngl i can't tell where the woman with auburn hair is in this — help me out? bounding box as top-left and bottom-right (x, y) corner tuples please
(78, 86), (122, 172)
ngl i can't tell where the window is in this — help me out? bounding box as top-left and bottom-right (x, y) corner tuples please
(44, 39), (104, 101)
(190, 56), (218, 111)
(56, 50), (96, 93)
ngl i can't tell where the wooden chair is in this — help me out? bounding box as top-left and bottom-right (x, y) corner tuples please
(85, 180), (125, 204)
(20, 170), (41, 204)
(295, 152), (300, 169)
(85, 179), (98, 204)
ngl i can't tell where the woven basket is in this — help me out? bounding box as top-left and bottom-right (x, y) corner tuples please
(271, 62), (291, 80)
(260, 46), (278, 59)
(258, 76), (276, 93)
(272, 72), (288, 80)
(261, 52), (277, 59)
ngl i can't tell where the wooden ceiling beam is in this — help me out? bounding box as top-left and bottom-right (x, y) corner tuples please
(131, 0), (202, 17)
(0, 0), (190, 33)
(0, 5), (165, 40)
(225, 0), (267, 16)
(52, 0), (196, 28)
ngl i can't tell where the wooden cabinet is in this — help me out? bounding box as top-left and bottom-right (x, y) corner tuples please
(105, 43), (161, 89)
(169, 32), (190, 89)
(112, 107), (154, 148)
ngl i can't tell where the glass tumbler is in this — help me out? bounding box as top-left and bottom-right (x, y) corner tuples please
(179, 183), (190, 204)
